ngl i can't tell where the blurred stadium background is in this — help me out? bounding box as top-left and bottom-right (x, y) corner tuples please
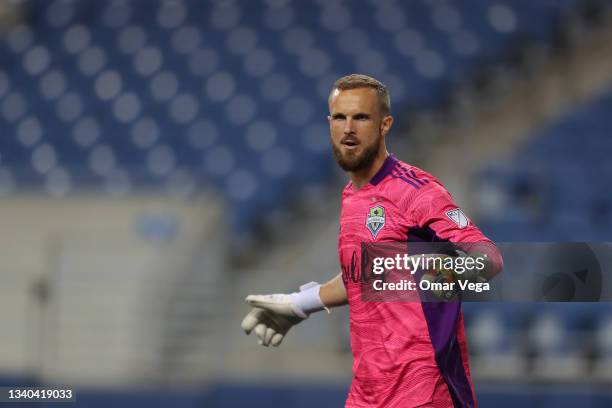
(0, 0), (611, 406)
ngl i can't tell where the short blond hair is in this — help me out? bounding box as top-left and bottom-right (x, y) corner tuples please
(330, 74), (391, 116)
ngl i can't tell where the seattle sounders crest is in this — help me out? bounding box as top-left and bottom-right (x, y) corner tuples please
(366, 205), (386, 238)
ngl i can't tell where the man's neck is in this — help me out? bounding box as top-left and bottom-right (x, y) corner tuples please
(349, 151), (389, 190)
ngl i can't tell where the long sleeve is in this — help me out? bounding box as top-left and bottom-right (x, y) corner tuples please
(407, 181), (503, 279)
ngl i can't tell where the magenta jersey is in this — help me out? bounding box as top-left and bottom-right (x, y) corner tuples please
(338, 154), (502, 408)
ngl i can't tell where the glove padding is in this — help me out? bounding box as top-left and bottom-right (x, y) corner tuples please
(241, 294), (307, 347)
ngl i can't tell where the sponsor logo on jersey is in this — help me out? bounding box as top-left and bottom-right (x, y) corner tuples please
(366, 205), (386, 238)
(446, 208), (469, 228)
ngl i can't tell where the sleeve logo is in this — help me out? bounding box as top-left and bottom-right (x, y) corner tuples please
(366, 205), (386, 238)
(446, 208), (469, 228)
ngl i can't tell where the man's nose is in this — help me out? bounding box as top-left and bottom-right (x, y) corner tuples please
(343, 118), (354, 134)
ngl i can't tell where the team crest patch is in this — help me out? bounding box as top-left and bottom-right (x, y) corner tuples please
(366, 205), (386, 238)
(446, 208), (469, 228)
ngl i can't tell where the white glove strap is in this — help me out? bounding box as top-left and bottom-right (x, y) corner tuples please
(290, 281), (329, 316)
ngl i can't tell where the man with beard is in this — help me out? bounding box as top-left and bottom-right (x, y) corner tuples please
(241, 74), (503, 408)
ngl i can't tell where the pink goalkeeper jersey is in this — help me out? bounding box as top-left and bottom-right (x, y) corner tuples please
(338, 154), (502, 408)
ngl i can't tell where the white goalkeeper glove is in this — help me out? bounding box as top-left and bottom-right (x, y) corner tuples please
(241, 282), (327, 347)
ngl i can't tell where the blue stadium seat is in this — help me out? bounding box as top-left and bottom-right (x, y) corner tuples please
(0, 0), (580, 233)
(480, 86), (612, 242)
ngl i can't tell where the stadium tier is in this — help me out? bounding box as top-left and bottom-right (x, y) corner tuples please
(479, 86), (612, 242)
(0, 0), (581, 233)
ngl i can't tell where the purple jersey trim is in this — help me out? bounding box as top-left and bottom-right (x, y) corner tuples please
(390, 168), (421, 189)
(369, 154), (398, 186)
(398, 164), (429, 186)
(408, 229), (475, 408)
(421, 302), (475, 408)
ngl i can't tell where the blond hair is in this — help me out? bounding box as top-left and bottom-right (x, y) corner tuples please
(330, 74), (391, 116)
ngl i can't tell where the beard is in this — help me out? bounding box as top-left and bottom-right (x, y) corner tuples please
(332, 133), (382, 172)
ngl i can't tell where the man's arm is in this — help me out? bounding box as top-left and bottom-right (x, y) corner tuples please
(408, 182), (504, 282)
(241, 273), (347, 347)
(319, 273), (348, 308)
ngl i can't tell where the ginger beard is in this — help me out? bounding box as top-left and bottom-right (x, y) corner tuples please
(332, 130), (383, 173)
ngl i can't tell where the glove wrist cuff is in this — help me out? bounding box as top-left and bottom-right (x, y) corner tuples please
(292, 281), (327, 316)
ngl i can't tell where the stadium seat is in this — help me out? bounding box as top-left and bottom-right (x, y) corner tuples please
(0, 0), (580, 233)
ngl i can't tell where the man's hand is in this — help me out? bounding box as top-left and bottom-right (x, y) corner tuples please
(241, 293), (307, 347)
(241, 282), (326, 347)
(417, 252), (490, 301)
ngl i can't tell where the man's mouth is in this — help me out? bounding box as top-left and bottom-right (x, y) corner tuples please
(341, 138), (360, 150)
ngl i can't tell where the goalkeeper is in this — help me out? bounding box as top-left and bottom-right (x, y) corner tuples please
(242, 74), (503, 408)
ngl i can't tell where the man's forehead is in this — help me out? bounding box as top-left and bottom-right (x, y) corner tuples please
(329, 87), (379, 112)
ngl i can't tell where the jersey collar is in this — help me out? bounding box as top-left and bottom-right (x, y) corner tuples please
(369, 154), (398, 186)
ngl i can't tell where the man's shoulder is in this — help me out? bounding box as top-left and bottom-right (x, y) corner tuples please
(386, 159), (443, 192)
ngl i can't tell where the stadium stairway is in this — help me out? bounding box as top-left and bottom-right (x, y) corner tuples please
(400, 2), (612, 216)
(228, 194), (354, 381)
(0, 192), (228, 387)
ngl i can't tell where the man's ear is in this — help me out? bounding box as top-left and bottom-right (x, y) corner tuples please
(380, 115), (394, 136)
